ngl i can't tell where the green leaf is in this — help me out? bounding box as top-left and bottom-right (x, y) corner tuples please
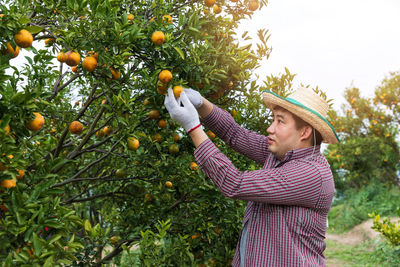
(48, 233), (62, 244)
(25, 26), (44, 34)
(84, 219), (92, 233)
(174, 47), (185, 60)
(18, 16), (31, 24)
(32, 232), (41, 256)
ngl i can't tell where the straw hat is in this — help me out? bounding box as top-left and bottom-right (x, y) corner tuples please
(262, 87), (339, 144)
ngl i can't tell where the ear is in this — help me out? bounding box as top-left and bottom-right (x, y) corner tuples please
(299, 126), (313, 142)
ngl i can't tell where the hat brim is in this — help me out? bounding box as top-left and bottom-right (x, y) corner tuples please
(262, 91), (339, 144)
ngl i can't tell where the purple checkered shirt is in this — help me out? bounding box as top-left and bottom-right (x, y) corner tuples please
(194, 106), (334, 267)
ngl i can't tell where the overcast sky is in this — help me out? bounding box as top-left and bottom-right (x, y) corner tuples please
(238, 0), (400, 110)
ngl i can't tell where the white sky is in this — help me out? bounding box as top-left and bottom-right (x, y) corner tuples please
(238, 0), (400, 110)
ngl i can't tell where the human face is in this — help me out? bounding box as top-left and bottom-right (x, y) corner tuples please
(267, 107), (303, 161)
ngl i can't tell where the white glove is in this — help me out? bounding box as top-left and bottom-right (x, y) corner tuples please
(164, 88), (201, 133)
(184, 88), (203, 108)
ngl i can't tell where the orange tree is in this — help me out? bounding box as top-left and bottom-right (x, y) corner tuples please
(325, 71), (400, 196)
(0, 0), (281, 265)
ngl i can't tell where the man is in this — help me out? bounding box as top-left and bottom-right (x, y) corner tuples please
(164, 86), (339, 266)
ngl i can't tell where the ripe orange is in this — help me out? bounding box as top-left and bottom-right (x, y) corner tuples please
(158, 119), (167, 128)
(69, 121), (83, 134)
(205, 0), (215, 7)
(16, 169), (25, 179)
(213, 5), (222, 14)
(26, 112), (45, 131)
(165, 181), (173, 188)
(173, 85), (184, 98)
(71, 66), (78, 73)
(157, 81), (168, 94)
(248, 0), (259, 11)
(149, 110), (160, 119)
(159, 70), (172, 84)
(87, 51), (99, 60)
(96, 129), (105, 138)
(1, 179), (16, 188)
(103, 126), (113, 135)
(162, 15), (172, 24)
(110, 68), (121, 80)
(152, 133), (162, 143)
(82, 56), (98, 72)
(143, 98), (150, 105)
(44, 38), (55, 45)
(115, 168), (126, 178)
(169, 144), (179, 154)
(127, 137), (140, 150)
(191, 233), (201, 240)
(152, 31), (165, 45)
(65, 51), (81, 66)
(2, 42), (20, 58)
(190, 162), (198, 171)
(0, 120), (10, 135)
(101, 99), (107, 105)
(127, 14), (134, 21)
(206, 130), (216, 139)
(14, 29), (33, 48)
(57, 52), (68, 62)
(173, 133), (180, 142)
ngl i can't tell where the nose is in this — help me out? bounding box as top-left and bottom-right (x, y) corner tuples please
(267, 121), (275, 135)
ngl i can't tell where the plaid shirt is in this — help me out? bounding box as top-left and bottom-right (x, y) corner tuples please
(194, 106), (334, 267)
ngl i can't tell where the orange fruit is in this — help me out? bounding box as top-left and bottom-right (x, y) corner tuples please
(101, 99), (107, 105)
(205, 0), (215, 7)
(44, 38), (55, 45)
(115, 168), (126, 178)
(231, 110), (237, 117)
(173, 133), (180, 142)
(162, 15), (172, 24)
(149, 110), (160, 119)
(71, 66), (78, 73)
(157, 81), (168, 94)
(16, 169), (25, 179)
(204, 9), (210, 15)
(248, 0), (259, 11)
(165, 181), (173, 188)
(26, 112), (45, 131)
(1, 179), (16, 188)
(103, 126), (113, 135)
(152, 133), (162, 143)
(69, 121), (83, 134)
(158, 119), (167, 128)
(127, 14), (134, 21)
(14, 29), (33, 48)
(87, 51), (99, 60)
(152, 31), (165, 45)
(159, 70), (172, 84)
(213, 5), (222, 14)
(191, 233), (201, 240)
(0, 120), (10, 135)
(65, 51), (81, 66)
(173, 85), (184, 98)
(206, 130), (216, 139)
(96, 129), (105, 138)
(0, 14), (4, 18)
(57, 52), (68, 62)
(82, 56), (97, 72)
(2, 42), (20, 58)
(110, 68), (121, 80)
(143, 98), (150, 105)
(110, 236), (120, 245)
(127, 137), (140, 150)
(190, 162), (198, 171)
(169, 144), (179, 154)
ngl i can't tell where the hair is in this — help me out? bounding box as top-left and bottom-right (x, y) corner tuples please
(292, 113), (323, 145)
(273, 105), (323, 145)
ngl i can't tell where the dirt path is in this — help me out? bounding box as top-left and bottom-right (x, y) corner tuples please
(325, 218), (399, 266)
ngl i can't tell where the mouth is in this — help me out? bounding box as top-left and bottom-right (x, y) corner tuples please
(268, 137), (275, 145)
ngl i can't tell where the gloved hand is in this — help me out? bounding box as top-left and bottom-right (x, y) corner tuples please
(164, 88), (201, 133)
(183, 88), (203, 108)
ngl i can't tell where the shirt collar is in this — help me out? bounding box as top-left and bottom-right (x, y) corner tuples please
(282, 145), (321, 162)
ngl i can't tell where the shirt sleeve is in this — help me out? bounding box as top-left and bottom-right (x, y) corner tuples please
(194, 139), (322, 207)
(201, 105), (270, 166)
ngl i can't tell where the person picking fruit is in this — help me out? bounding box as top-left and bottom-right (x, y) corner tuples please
(164, 86), (339, 267)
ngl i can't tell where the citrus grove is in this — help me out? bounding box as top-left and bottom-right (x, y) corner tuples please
(0, 0), (275, 265)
